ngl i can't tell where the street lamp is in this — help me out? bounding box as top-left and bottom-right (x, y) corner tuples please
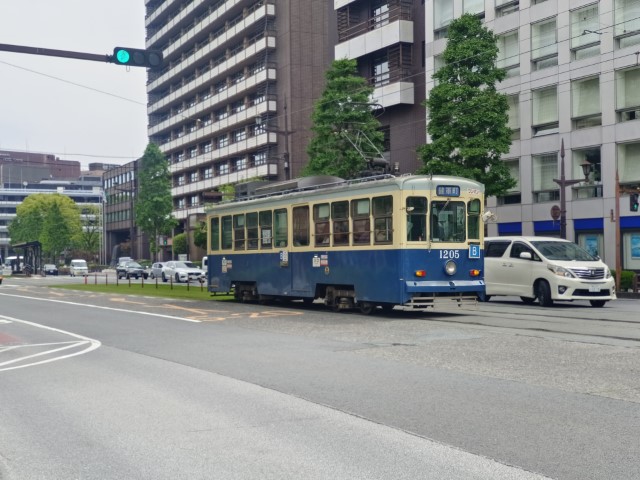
(256, 99), (293, 180)
(552, 139), (592, 239)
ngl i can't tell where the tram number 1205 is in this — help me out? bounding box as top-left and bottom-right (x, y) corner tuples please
(439, 250), (460, 259)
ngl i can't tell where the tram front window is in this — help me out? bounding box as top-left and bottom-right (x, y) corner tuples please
(430, 201), (466, 242)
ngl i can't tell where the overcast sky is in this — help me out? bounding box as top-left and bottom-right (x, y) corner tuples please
(0, 1), (149, 167)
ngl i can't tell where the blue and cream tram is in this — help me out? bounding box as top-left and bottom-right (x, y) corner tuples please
(206, 175), (485, 313)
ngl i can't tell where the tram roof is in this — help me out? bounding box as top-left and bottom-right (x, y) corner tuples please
(204, 174), (484, 214)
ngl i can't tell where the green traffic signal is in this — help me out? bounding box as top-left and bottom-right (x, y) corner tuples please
(112, 47), (162, 69)
(115, 49), (130, 64)
(631, 193), (639, 212)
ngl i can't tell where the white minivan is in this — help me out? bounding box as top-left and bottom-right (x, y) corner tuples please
(483, 236), (616, 307)
(69, 259), (89, 276)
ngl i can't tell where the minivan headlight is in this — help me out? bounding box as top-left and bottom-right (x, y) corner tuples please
(605, 267), (612, 279)
(547, 264), (575, 278)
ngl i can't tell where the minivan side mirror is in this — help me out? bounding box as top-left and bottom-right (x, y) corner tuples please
(519, 252), (532, 260)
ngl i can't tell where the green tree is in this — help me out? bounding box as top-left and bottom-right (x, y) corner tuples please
(135, 143), (177, 261)
(172, 232), (187, 255)
(304, 58), (384, 179)
(75, 205), (101, 261)
(193, 221), (207, 250)
(419, 14), (514, 197)
(9, 193), (82, 261)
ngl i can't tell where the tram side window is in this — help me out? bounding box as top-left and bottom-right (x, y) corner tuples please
(246, 212), (259, 249)
(373, 195), (393, 244)
(332, 201), (349, 246)
(259, 210), (272, 249)
(274, 208), (288, 247)
(351, 198), (371, 245)
(292, 206), (310, 246)
(221, 215), (233, 250)
(314, 203), (330, 246)
(467, 199), (481, 240)
(209, 217), (220, 251)
(406, 196), (427, 241)
(431, 201), (465, 242)
(234, 214), (245, 250)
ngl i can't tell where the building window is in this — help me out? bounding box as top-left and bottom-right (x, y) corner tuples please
(571, 76), (601, 129)
(507, 94), (520, 140)
(616, 67), (640, 121)
(372, 54), (390, 86)
(615, 0), (640, 48)
(219, 163), (229, 176)
(231, 128), (246, 143)
(571, 4), (600, 60)
(532, 86), (558, 135)
(464, 0), (484, 15)
(573, 147), (602, 199)
(216, 135), (228, 149)
(204, 142), (213, 153)
(531, 18), (558, 70)
(497, 30), (519, 77)
(434, 0), (453, 33)
(496, 0), (519, 17)
(617, 142), (640, 183)
(498, 158), (521, 205)
(235, 157), (247, 171)
(372, 1), (389, 29)
(253, 151), (267, 166)
(188, 147), (198, 158)
(176, 175), (185, 186)
(190, 195), (199, 207)
(533, 154), (559, 202)
(215, 107), (228, 121)
(189, 171), (199, 183)
(230, 99), (246, 114)
(203, 167), (213, 179)
(177, 198), (185, 209)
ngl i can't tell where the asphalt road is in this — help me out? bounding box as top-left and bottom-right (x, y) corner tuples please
(1, 277), (639, 479)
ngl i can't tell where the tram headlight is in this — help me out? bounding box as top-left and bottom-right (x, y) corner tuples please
(444, 260), (457, 276)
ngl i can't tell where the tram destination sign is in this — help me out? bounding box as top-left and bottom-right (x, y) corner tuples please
(436, 185), (461, 197)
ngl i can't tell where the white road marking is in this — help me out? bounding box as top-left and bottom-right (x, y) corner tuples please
(0, 292), (202, 323)
(0, 315), (102, 372)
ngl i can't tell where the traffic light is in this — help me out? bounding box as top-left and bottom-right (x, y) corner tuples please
(631, 193), (639, 212)
(112, 47), (162, 69)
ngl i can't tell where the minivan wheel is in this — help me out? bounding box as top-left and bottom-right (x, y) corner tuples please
(162, 273), (167, 283)
(537, 281), (553, 307)
(175, 273), (181, 283)
(590, 300), (607, 308)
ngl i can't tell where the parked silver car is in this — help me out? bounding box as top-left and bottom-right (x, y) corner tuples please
(162, 261), (205, 283)
(149, 262), (165, 280)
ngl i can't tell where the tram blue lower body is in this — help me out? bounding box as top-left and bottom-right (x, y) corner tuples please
(209, 249), (484, 304)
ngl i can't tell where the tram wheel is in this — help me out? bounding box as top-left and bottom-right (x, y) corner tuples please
(358, 302), (375, 315)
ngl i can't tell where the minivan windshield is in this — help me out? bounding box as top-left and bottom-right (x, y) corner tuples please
(530, 241), (598, 261)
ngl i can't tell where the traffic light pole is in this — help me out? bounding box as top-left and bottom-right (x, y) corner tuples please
(0, 43), (162, 68)
(0, 43), (111, 64)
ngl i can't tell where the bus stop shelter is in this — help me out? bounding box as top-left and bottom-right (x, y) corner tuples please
(11, 241), (42, 274)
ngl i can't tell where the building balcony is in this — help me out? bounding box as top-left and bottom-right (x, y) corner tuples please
(372, 78), (414, 107)
(159, 2), (274, 73)
(336, 18), (413, 60)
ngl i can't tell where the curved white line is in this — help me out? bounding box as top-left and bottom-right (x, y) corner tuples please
(0, 315), (102, 372)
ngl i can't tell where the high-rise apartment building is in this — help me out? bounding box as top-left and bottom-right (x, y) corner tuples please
(425, 0), (640, 273)
(144, 0), (332, 232)
(333, 0), (426, 173)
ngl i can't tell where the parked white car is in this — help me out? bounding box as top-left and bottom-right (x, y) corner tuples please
(162, 260), (205, 283)
(482, 236), (616, 307)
